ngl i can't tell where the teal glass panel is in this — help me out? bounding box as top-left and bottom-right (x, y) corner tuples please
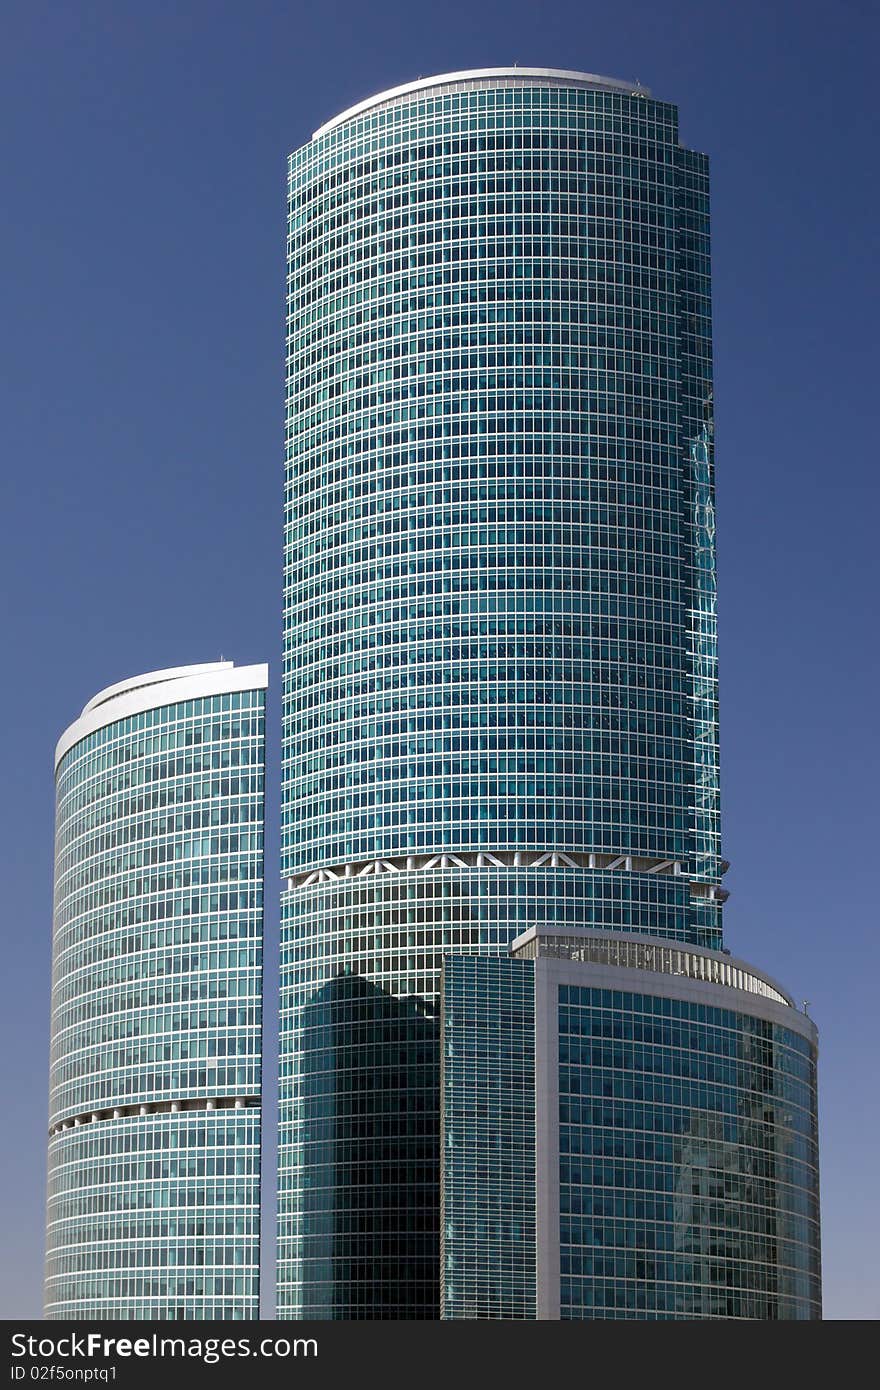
(440, 955), (536, 1319)
(557, 987), (821, 1319)
(280, 75), (723, 1318)
(46, 689), (265, 1319)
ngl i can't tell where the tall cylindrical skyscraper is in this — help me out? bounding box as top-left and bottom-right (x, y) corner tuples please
(46, 663), (267, 1319)
(278, 69), (818, 1318)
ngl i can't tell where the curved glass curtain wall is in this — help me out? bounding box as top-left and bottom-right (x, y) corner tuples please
(439, 954), (821, 1320)
(556, 986), (820, 1319)
(46, 684), (265, 1319)
(280, 74), (721, 1317)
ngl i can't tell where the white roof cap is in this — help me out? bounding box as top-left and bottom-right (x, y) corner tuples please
(313, 67), (648, 138)
(55, 661), (268, 771)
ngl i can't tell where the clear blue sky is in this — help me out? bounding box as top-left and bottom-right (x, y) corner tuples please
(1, 0), (876, 1321)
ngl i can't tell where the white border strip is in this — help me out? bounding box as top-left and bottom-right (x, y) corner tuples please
(55, 662), (268, 771)
(81, 662), (233, 714)
(313, 68), (646, 138)
(511, 925), (795, 1010)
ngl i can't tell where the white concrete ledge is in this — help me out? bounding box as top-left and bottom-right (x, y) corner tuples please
(55, 661), (268, 771)
(313, 68), (648, 138)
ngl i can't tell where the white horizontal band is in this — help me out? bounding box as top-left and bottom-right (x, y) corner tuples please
(285, 850), (727, 903)
(509, 925), (796, 1012)
(55, 662), (268, 771)
(313, 68), (649, 139)
(49, 1095), (260, 1137)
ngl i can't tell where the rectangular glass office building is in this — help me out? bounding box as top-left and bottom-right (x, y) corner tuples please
(441, 935), (821, 1319)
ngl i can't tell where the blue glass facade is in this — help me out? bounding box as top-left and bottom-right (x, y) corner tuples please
(440, 942), (821, 1320)
(45, 664), (266, 1319)
(441, 955), (536, 1319)
(557, 984), (820, 1319)
(279, 69), (724, 1318)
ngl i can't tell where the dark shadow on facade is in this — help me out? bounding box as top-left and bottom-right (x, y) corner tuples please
(295, 972), (440, 1318)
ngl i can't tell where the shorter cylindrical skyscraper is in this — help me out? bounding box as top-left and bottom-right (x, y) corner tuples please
(45, 662), (267, 1319)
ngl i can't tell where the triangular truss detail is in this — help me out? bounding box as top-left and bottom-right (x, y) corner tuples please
(284, 849), (719, 895)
